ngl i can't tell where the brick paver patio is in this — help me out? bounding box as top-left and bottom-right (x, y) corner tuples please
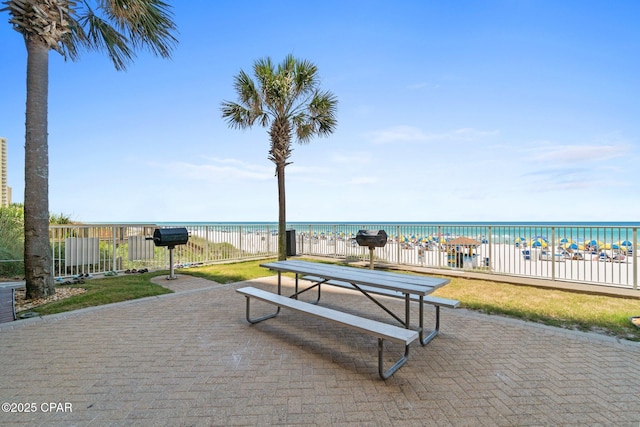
(1, 273), (639, 426)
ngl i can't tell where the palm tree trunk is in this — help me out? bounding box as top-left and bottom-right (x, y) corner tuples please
(276, 162), (287, 260)
(24, 38), (54, 299)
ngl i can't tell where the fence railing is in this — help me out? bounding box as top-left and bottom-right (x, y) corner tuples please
(6, 222), (637, 292)
(292, 223), (639, 291)
(49, 223), (279, 278)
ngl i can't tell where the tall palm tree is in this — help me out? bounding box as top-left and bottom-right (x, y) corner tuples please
(221, 55), (338, 261)
(2, 0), (178, 298)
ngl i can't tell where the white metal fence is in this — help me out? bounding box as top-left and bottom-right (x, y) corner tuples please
(45, 222), (638, 291)
(292, 223), (639, 291)
(50, 223), (279, 278)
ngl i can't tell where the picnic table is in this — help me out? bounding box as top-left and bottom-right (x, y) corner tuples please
(236, 260), (456, 379)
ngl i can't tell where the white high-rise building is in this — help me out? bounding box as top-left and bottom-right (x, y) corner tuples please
(0, 137), (10, 207)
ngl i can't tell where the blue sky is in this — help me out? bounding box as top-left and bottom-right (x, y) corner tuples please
(1, 0), (639, 223)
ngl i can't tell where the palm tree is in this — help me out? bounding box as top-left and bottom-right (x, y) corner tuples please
(221, 55), (338, 261)
(2, 0), (178, 298)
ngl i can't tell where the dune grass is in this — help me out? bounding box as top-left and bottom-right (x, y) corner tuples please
(19, 258), (640, 341)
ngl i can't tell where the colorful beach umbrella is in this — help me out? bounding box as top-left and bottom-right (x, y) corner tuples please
(530, 238), (548, 248)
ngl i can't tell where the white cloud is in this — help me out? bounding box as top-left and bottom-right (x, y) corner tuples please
(530, 144), (630, 163)
(154, 157), (273, 181)
(368, 126), (500, 144)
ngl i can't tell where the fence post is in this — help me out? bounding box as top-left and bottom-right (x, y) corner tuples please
(111, 226), (117, 272)
(396, 225), (401, 265)
(634, 228), (638, 291)
(488, 226), (493, 271)
(437, 226), (442, 268)
(551, 227), (556, 281)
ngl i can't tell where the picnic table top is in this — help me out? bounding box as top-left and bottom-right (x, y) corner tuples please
(261, 259), (450, 296)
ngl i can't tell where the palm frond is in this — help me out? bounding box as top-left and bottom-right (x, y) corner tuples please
(77, 8), (133, 70)
(235, 70), (260, 109)
(60, 16), (86, 61)
(103, 0), (178, 58)
(221, 101), (256, 129)
(292, 58), (318, 96)
(254, 57), (274, 88)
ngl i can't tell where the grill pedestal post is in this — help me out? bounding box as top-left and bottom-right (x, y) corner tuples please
(368, 247), (375, 270)
(167, 246), (177, 280)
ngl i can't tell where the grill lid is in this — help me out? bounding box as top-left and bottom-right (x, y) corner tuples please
(355, 229), (388, 248)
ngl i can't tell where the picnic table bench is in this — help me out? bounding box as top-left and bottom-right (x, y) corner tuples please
(301, 275), (459, 344)
(236, 260), (456, 379)
(236, 286), (419, 379)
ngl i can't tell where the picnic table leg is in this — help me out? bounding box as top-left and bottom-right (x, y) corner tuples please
(243, 295), (280, 324)
(378, 339), (411, 380)
(277, 272), (282, 295)
(288, 275), (322, 304)
(418, 296), (440, 346)
(405, 294), (410, 329)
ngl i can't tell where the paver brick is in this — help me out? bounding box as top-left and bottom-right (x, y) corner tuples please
(0, 274), (639, 426)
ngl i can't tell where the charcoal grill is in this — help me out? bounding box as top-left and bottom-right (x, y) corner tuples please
(355, 229), (388, 269)
(149, 227), (189, 279)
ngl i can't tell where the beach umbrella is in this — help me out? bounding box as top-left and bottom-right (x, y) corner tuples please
(562, 242), (579, 250)
(618, 240), (633, 247)
(514, 237), (526, 244)
(559, 238), (574, 244)
(530, 238), (548, 248)
(584, 239), (603, 248)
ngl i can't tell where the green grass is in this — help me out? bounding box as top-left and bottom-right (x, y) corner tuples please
(28, 271), (173, 316)
(20, 258), (640, 341)
(430, 276), (640, 341)
(175, 259), (281, 283)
